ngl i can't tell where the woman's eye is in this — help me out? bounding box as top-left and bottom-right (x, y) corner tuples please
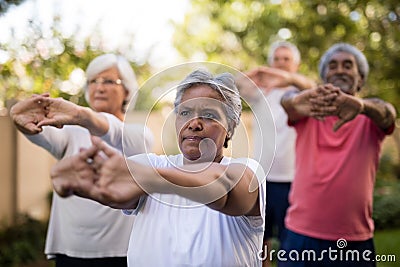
(203, 113), (216, 119)
(179, 110), (189, 116)
(103, 79), (114, 85)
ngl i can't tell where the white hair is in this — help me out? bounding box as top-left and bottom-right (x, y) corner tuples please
(319, 43), (369, 82)
(174, 69), (242, 147)
(84, 54), (138, 111)
(267, 41), (301, 66)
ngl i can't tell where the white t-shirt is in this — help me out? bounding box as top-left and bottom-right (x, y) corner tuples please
(125, 153), (266, 267)
(26, 113), (153, 258)
(252, 89), (296, 182)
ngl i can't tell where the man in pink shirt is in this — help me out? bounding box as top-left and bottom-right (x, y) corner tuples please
(280, 43), (396, 267)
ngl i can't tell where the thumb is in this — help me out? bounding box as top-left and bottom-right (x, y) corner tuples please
(91, 136), (118, 158)
(37, 118), (58, 128)
(333, 119), (346, 132)
(261, 86), (273, 95)
(245, 68), (258, 78)
(37, 119), (64, 129)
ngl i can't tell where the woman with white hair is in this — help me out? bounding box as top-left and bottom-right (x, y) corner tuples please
(10, 54), (153, 267)
(50, 69), (267, 266)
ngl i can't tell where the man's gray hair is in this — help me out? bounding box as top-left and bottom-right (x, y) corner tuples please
(85, 53), (139, 111)
(174, 69), (242, 139)
(267, 41), (301, 66)
(318, 43), (369, 83)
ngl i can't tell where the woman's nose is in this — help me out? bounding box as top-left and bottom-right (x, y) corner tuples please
(93, 83), (105, 92)
(187, 117), (203, 131)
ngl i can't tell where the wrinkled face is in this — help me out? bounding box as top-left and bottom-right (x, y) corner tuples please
(325, 51), (363, 95)
(271, 47), (299, 73)
(87, 67), (127, 115)
(175, 85), (229, 163)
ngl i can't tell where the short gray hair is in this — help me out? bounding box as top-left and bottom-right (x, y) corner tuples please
(318, 43), (369, 83)
(174, 69), (242, 138)
(267, 41), (301, 66)
(84, 53), (139, 111)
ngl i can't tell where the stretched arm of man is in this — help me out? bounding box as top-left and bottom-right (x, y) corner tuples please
(316, 85), (397, 132)
(255, 66), (316, 91)
(281, 86), (337, 123)
(234, 71), (261, 103)
(361, 98), (397, 132)
(288, 72), (317, 91)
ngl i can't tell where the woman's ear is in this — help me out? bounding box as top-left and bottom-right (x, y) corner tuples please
(121, 88), (129, 112)
(223, 132), (232, 148)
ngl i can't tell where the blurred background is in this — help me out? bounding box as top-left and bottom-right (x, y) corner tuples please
(0, 0), (399, 266)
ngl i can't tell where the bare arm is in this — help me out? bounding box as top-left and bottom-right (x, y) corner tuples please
(37, 97), (110, 136)
(315, 85), (396, 132)
(361, 98), (396, 132)
(10, 94), (49, 135)
(288, 72), (317, 91)
(234, 72), (261, 103)
(51, 137), (261, 216)
(148, 162), (260, 216)
(246, 66), (316, 93)
(50, 139), (145, 209)
(281, 83), (397, 131)
(281, 84), (342, 125)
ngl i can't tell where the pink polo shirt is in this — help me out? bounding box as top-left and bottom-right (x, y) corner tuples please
(285, 115), (390, 241)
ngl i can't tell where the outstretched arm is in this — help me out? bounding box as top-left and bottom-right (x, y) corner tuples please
(251, 66), (316, 92)
(281, 85), (337, 123)
(50, 138), (145, 209)
(361, 98), (396, 132)
(332, 96), (396, 132)
(101, 135), (261, 216)
(314, 85), (396, 132)
(10, 94), (50, 135)
(37, 97), (110, 136)
(148, 161), (260, 216)
(52, 137), (261, 216)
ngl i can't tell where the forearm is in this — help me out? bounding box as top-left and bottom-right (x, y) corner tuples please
(235, 76), (260, 103)
(281, 89), (307, 122)
(131, 160), (258, 215)
(289, 73), (316, 91)
(139, 162), (232, 208)
(361, 98), (396, 131)
(78, 107), (109, 136)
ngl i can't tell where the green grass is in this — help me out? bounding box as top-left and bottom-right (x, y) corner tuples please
(266, 229), (399, 267)
(374, 228), (400, 267)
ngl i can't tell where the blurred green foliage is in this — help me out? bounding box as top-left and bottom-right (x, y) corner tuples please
(0, 0), (26, 14)
(173, 0), (400, 108)
(374, 176), (400, 229)
(0, 16), (154, 110)
(2, 1), (399, 112)
(0, 214), (47, 267)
